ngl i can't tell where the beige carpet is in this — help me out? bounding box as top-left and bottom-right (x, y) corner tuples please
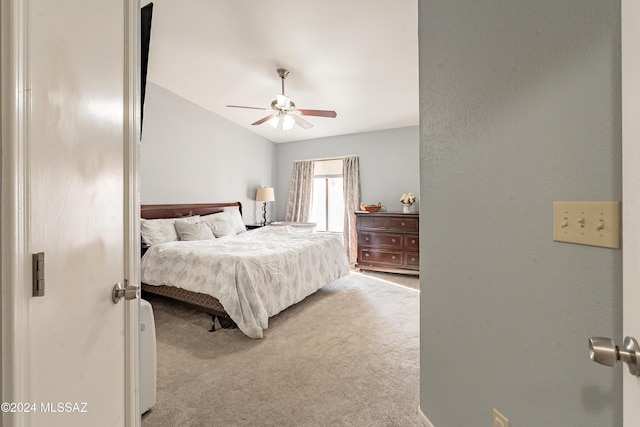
(141, 272), (420, 427)
(357, 270), (419, 291)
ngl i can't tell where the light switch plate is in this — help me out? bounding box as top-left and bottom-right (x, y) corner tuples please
(553, 201), (621, 249)
(493, 408), (509, 427)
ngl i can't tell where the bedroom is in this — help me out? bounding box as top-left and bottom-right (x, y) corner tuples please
(138, 0), (420, 424)
(1, 0), (630, 426)
(139, 2), (419, 225)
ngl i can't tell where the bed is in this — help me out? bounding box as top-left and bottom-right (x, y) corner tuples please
(140, 202), (350, 338)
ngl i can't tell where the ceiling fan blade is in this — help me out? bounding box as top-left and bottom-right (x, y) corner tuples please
(226, 105), (269, 111)
(292, 114), (313, 129)
(297, 109), (337, 118)
(252, 115), (275, 126)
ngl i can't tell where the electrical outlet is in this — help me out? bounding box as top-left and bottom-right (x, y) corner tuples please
(493, 408), (509, 427)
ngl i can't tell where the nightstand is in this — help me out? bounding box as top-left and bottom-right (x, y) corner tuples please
(141, 242), (150, 257)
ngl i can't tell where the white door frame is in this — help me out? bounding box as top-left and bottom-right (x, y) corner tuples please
(1, 2), (32, 420)
(0, 0), (141, 425)
(124, 0), (142, 424)
(622, 1), (640, 425)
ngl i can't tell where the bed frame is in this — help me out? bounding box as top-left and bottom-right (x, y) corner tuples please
(140, 202), (243, 329)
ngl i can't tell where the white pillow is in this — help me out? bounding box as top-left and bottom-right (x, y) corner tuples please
(223, 207), (247, 234)
(174, 221), (215, 241)
(140, 216), (200, 245)
(201, 213), (235, 238)
(200, 211), (226, 225)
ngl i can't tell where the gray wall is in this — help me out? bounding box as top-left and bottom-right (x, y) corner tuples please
(275, 126), (419, 221)
(419, 2), (621, 427)
(141, 82), (277, 224)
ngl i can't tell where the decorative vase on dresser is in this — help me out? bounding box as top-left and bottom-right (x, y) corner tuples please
(355, 211), (419, 276)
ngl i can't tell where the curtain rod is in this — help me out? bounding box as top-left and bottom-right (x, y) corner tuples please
(294, 154), (358, 162)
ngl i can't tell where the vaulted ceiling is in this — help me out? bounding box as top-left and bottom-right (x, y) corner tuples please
(142, 0), (418, 143)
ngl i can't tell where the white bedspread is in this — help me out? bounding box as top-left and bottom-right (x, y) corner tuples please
(141, 226), (350, 338)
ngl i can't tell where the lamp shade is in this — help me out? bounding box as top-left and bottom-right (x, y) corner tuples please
(255, 187), (275, 202)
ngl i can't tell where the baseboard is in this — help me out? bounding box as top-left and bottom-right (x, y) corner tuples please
(418, 406), (435, 427)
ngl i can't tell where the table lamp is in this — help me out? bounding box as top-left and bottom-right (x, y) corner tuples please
(255, 187), (275, 226)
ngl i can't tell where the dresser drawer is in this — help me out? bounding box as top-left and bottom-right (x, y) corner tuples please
(357, 215), (387, 230)
(404, 252), (420, 268)
(404, 234), (419, 251)
(358, 248), (403, 266)
(388, 217), (418, 232)
(359, 232), (403, 249)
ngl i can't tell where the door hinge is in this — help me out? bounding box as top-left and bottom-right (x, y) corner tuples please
(32, 252), (45, 297)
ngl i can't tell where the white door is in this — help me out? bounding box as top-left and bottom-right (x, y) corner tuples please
(1, 0), (140, 426)
(622, 1), (640, 426)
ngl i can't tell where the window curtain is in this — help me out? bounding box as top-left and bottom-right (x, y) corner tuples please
(342, 156), (361, 265)
(285, 160), (315, 222)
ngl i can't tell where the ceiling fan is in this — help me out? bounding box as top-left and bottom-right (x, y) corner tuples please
(226, 68), (337, 131)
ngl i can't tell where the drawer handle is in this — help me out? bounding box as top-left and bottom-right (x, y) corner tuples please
(365, 237), (369, 241)
(411, 240), (416, 244)
(365, 253), (370, 257)
(392, 255), (396, 260)
(392, 238), (396, 243)
(412, 257), (416, 261)
(401, 222), (405, 226)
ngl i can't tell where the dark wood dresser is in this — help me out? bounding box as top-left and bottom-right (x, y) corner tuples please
(355, 211), (419, 275)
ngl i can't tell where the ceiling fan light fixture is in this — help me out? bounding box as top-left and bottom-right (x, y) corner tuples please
(276, 94), (291, 109)
(267, 116), (280, 129)
(282, 114), (295, 130)
(268, 114), (295, 132)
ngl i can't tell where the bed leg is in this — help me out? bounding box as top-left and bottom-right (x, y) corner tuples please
(218, 316), (238, 329)
(209, 315), (238, 332)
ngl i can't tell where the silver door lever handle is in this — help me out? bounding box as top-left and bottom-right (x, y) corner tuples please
(589, 336), (640, 376)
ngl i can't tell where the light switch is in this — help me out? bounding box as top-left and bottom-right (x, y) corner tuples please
(553, 201), (620, 249)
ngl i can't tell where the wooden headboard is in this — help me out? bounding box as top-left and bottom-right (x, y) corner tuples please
(140, 202), (243, 219)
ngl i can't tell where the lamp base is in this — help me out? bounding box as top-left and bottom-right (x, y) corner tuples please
(261, 202), (268, 226)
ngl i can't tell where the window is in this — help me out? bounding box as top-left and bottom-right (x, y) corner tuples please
(310, 159), (344, 233)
